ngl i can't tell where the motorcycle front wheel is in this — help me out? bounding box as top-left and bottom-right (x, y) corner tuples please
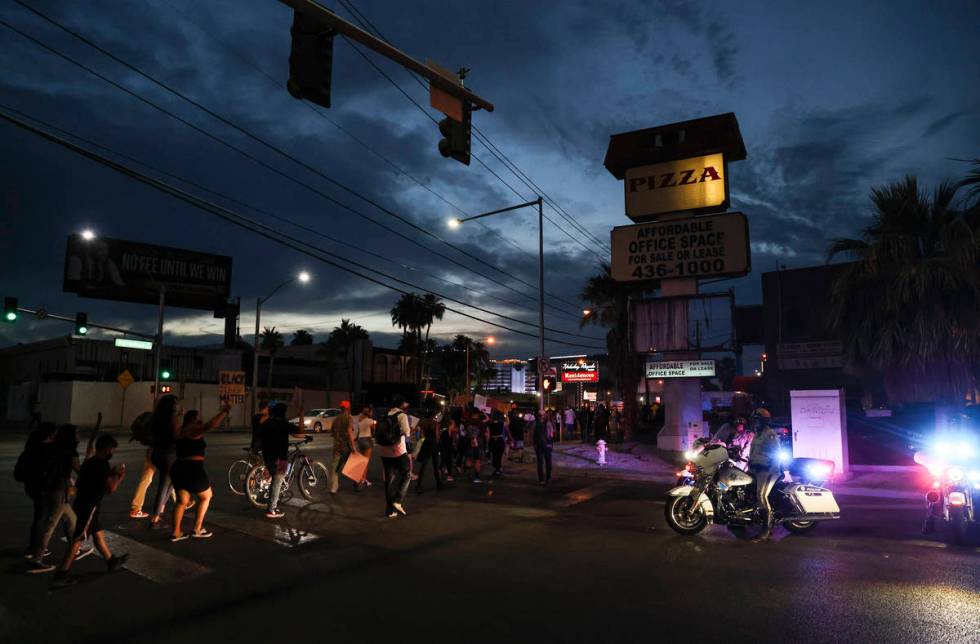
(665, 495), (708, 535)
(949, 506), (969, 546)
(784, 520), (818, 534)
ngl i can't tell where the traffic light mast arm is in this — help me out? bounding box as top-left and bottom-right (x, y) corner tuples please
(13, 305), (156, 339)
(278, 0), (494, 112)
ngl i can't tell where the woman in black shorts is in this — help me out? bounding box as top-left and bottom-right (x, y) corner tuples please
(170, 403), (230, 542)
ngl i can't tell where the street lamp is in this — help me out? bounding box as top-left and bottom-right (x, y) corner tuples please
(451, 197), (545, 413)
(251, 271), (311, 417)
(81, 229), (96, 241)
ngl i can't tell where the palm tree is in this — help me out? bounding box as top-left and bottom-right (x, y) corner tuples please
(581, 263), (652, 440)
(419, 294), (445, 385)
(290, 329), (314, 346)
(320, 319), (369, 401)
(259, 326), (284, 392)
(827, 175), (980, 427)
(390, 292), (431, 384)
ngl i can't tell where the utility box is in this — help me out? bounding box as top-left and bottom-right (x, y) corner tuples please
(790, 389), (849, 475)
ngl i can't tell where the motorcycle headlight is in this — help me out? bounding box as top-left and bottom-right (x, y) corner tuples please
(949, 491), (967, 506)
(684, 450), (695, 461)
(946, 466), (965, 482)
(776, 448), (792, 465)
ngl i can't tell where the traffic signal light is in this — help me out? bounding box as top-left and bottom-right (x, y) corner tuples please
(2, 296), (16, 323)
(74, 312), (88, 335)
(286, 10), (336, 109)
(437, 105), (471, 166)
(160, 384), (173, 394)
(541, 373), (556, 393)
(160, 359), (172, 381)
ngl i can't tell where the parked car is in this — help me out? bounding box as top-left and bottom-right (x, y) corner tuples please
(289, 408), (342, 432)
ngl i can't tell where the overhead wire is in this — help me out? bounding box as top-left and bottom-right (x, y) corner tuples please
(0, 102), (604, 340)
(10, 0), (587, 318)
(0, 107), (605, 351)
(337, 0), (612, 254)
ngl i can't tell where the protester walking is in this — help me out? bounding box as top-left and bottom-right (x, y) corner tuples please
(439, 415), (457, 481)
(533, 410), (555, 485)
(464, 408), (487, 483)
(54, 435), (128, 585)
(27, 424), (97, 573)
(354, 404), (376, 488)
(507, 403), (526, 463)
(169, 403), (230, 542)
(261, 402), (304, 519)
(15, 422), (55, 560)
(594, 404), (610, 441)
(148, 395), (181, 530)
(563, 406), (577, 440)
(488, 409), (508, 477)
(414, 409), (443, 493)
(375, 395), (412, 518)
(329, 401), (355, 494)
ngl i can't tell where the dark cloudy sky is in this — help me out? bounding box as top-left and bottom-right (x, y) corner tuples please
(1, 0), (978, 361)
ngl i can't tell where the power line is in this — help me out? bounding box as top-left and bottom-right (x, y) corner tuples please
(2, 102), (602, 342)
(337, 0), (612, 253)
(1, 12), (586, 324)
(10, 1), (587, 318)
(0, 107), (605, 351)
(331, 0), (609, 264)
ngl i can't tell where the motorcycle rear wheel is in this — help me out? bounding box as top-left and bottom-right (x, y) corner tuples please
(665, 495), (708, 535)
(784, 520), (818, 534)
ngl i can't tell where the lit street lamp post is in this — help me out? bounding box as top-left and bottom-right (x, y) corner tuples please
(251, 272), (310, 418)
(450, 197), (545, 414)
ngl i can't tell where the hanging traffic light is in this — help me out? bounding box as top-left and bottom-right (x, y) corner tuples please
(160, 359), (173, 381)
(437, 105), (471, 166)
(286, 9), (336, 109)
(2, 296), (17, 323)
(74, 312), (88, 335)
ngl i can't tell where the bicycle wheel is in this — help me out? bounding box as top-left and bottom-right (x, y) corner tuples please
(227, 460), (250, 496)
(245, 463), (272, 509)
(298, 460), (331, 502)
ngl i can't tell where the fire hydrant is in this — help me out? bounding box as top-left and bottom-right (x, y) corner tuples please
(596, 439), (607, 466)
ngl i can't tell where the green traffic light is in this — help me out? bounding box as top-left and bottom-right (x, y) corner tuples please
(77, 326), (88, 335)
(161, 370), (171, 380)
(4, 312), (15, 321)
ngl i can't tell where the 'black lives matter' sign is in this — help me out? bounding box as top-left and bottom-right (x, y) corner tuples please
(64, 235), (232, 310)
(610, 212), (750, 282)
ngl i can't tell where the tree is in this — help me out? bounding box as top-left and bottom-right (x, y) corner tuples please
(581, 263), (652, 440)
(827, 174), (980, 426)
(290, 329), (314, 346)
(419, 294), (445, 385)
(391, 292), (442, 385)
(320, 319), (369, 401)
(259, 326), (284, 392)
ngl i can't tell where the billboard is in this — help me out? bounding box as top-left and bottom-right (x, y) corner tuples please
(560, 360), (598, 383)
(611, 212), (750, 282)
(64, 235), (232, 310)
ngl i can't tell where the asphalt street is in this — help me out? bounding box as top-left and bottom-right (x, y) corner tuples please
(1, 431), (978, 644)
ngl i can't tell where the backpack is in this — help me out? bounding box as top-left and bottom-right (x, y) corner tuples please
(130, 412), (154, 446)
(375, 412), (402, 447)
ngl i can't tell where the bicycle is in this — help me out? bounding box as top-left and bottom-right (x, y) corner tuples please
(245, 436), (330, 509)
(227, 447), (262, 496)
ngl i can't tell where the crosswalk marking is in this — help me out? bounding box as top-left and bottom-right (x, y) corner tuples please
(551, 480), (619, 508)
(206, 510), (320, 547)
(102, 531), (211, 584)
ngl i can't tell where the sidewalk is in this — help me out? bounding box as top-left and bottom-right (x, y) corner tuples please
(550, 440), (926, 500)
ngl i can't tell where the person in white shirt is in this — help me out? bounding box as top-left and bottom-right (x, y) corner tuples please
(375, 396), (412, 518)
(354, 405), (376, 488)
(563, 406), (577, 441)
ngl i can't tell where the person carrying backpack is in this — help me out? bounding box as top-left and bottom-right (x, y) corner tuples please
(128, 411), (175, 519)
(15, 422), (55, 559)
(375, 395), (412, 518)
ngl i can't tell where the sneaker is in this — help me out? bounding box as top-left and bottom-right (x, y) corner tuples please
(191, 529), (213, 539)
(386, 510), (399, 519)
(472, 477), (483, 484)
(75, 545), (95, 561)
(129, 509), (149, 519)
(392, 503), (407, 516)
(170, 533), (190, 543)
(445, 476), (455, 482)
(25, 549), (51, 560)
(106, 553), (129, 573)
(265, 510), (285, 519)
(27, 559), (56, 574)
(148, 520), (166, 531)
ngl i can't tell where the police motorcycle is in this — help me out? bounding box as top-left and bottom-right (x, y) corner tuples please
(666, 438), (840, 536)
(913, 433), (978, 546)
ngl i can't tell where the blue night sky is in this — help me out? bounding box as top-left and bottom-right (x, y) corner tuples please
(1, 0), (978, 361)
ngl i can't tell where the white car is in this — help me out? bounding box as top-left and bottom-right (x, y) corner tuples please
(289, 408), (342, 433)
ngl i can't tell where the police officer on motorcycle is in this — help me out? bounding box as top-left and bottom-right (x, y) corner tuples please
(748, 409), (779, 541)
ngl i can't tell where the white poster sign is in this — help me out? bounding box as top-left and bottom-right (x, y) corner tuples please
(645, 360), (716, 378)
(790, 389), (849, 474)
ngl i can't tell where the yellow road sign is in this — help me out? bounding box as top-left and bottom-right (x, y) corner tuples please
(117, 369), (134, 389)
